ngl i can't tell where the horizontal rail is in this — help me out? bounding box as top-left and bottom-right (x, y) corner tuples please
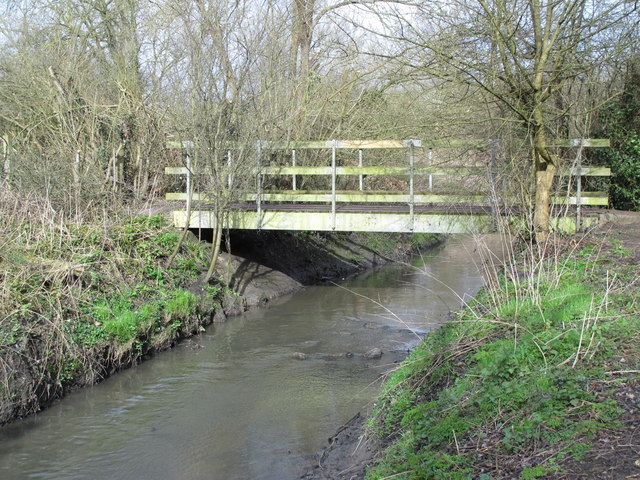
(166, 138), (610, 150)
(567, 167), (611, 176)
(166, 191), (608, 206)
(165, 166), (485, 176)
(165, 165), (611, 177)
(173, 208), (601, 233)
(554, 139), (610, 148)
(174, 209), (495, 233)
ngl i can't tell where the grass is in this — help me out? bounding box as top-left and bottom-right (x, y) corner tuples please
(92, 288), (197, 343)
(0, 189), (220, 423)
(365, 235), (639, 479)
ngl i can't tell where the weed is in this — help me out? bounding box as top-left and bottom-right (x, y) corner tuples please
(610, 238), (632, 257)
(165, 289), (197, 320)
(367, 235), (639, 479)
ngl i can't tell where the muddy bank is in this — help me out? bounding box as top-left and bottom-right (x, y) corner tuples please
(301, 412), (382, 480)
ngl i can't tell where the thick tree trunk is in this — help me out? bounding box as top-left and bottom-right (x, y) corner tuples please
(533, 163), (557, 240)
(530, 97), (558, 241)
(291, 0), (315, 78)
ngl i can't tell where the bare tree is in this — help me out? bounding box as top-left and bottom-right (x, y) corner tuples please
(370, 0), (637, 238)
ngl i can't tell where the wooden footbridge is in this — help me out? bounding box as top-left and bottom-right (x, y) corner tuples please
(165, 139), (610, 234)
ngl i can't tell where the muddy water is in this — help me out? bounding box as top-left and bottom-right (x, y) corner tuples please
(0, 235), (505, 480)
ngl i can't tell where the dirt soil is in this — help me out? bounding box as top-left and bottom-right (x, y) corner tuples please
(301, 210), (640, 480)
(300, 413), (381, 480)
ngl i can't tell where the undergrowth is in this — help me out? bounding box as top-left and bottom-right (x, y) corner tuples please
(0, 189), (217, 424)
(366, 235), (639, 479)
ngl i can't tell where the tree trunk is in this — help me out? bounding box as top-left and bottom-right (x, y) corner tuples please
(204, 214), (224, 283)
(531, 97), (557, 240)
(291, 0), (315, 78)
(533, 163), (557, 241)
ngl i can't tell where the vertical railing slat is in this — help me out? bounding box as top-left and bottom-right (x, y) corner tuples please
(428, 148), (433, 191)
(292, 149), (297, 191)
(358, 149), (363, 191)
(256, 142), (262, 230)
(331, 140), (337, 231)
(409, 141), (415, 232)
(576, 143), (582, 230)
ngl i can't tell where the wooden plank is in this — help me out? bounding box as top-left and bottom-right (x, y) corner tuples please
(260, 166), (486, 176)
(165, 166), (189, 174)
(167, 190), (609, 206)
(167, 165), (611, 177)
(174, 210), (494, 234)
(262, 166), (333, 175)
(567, 167), (611, 176)
(552, 139), (610, 148)
(166, 140), (413, 150)
(166, 140), (195, 149)
(167, 191), (492, 203)
(423, 139), (490, 148)
(267, 140), (411, 149)
(177, 209), (599, 234)
(254, 192), (491, 204)
(551, 192), (609, 206)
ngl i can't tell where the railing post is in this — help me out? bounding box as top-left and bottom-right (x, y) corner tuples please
(409, 140), (415, 232)
(428, 148), (433, 191)
(489, 139), (498, 232)
(185, 149), (191, 205)
(256, 141), (263, 230)
(331, 140), (337, 231)
(292, 149), (297, 191)
(358, 149), (363, 191)
(73, 149), (81, 209)
(576, 140), (582, 231)
(178, 140), (195, 227)
(1, 135), (8, 183)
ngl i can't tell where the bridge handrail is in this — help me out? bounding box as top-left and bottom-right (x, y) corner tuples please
(164, 165), (611, 177)
(165, 139), (611, 231)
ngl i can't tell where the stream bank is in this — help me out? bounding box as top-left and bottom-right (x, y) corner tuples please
(303, 212), (640, 480)
(0, 233), (492, 480)
(0, 213), (441, 426)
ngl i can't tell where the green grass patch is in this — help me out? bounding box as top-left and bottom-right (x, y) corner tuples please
(366, 244), (638, 480)
(91, 288), (198, 343)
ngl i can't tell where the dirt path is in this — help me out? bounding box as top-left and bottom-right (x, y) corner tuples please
(597, 210), (640, 261)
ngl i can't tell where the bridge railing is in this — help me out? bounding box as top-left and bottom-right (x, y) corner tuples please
(165, 139), (611, 210)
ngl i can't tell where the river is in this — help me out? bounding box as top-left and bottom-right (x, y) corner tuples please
(0, 235), (505, 480)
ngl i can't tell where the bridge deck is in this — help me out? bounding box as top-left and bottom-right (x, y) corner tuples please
(174, 204), (495, 233)
(165, 139), (610, 234)
(174, 203), (599, 234)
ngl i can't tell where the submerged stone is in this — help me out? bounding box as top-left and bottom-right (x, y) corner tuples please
(363, 348), (383, 359)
